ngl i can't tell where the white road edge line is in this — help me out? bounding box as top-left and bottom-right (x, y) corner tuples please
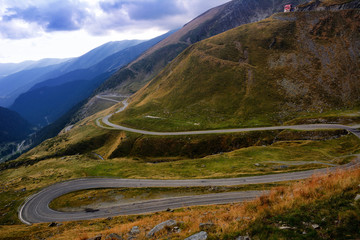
(18, 96), (360, 225)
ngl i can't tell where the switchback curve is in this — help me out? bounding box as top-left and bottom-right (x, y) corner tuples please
(19, 158), (360, 224)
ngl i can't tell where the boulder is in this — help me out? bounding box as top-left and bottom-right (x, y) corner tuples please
(199, 222), (215, 231)
(235, 236), (251, 240)
(130, 226), (140, 235)
(87, 234), (102, 240)
(173, 226), (181, 233)
(279, 226), (291, 230)
(184, 231), (208, 240)
(355, 194), (360, 202)
(312, 224), (320, 229)
(106, 233), (123, 240)
(147, 220), (177, 237)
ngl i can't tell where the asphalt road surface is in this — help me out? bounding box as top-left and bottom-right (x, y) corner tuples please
(19, 97), (360, 224)
(99, 100), (360, 138)
(19, 159), (359, 224)
(95, 95), (122, 103)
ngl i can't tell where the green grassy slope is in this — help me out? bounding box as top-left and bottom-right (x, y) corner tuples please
(96, 0), (312, 95)
(1, 132), (359, 225)
(1, 160), (359, 239)
(111, 10), (360, 131)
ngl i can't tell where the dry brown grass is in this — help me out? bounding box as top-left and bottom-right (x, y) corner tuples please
(3, 167), (358, 240)
(245, 168), (360, 218)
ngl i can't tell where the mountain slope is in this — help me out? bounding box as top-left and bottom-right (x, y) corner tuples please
(11, 78), (106, 126)
(0, 107), (32, 143)
(29, 40), (144, 91)
(111, 9), (360, 131)
(96, 0), (311, 95)
(52, 40), (143, 75)
(10, 32), (173, 127)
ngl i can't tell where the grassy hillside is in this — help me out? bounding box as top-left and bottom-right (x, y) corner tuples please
(2, 5), (360, 240)
(0, 130), (359, 225)
(96, 0), (311, 95)
(2, 101), (359, 227)
(1, 166), (359, 239)
(110, 10), (360, 131)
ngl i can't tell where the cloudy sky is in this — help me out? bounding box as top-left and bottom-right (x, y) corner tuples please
(0, 0), (230, 63)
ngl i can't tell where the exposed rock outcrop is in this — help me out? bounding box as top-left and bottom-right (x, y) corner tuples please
(129, 226), (140, 235)
(147, 220), (177, 238)
(296, 0), (360, 11)
(86, 235), (102, 240)
(235, 236), (251, 240)
(355, 194), (360, 201)
(199, 222), (215, 231)
(184, 231), (208, 240)
(106, 233), (123, 240)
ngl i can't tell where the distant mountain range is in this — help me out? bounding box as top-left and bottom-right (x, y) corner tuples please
(10, 32), (174, 127)
(0, 58), (69, 78)
(0, 40), (143, 107)
(5, 0), (312, 128)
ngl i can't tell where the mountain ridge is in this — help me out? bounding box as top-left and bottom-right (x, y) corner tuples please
(110, 9), (360, 131)
(0, 58), (69, 78)
(0, 40), (142, 107)
(10, 31), (174, 127)
(1, 1), (360, 239)
(94, 0), (311, 96)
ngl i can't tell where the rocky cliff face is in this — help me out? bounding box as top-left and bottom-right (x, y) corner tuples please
(296, 0), (360, 11)
(177, 0), (310, 44)
(270, 10), (360, 112)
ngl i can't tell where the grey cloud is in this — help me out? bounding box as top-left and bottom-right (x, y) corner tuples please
(3, 0), (89, 32)
(0, 0), (231, 39)
(100, 0), (185, 20)
(0, 21), (40, 39)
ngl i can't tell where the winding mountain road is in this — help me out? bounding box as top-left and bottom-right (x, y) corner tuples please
(98, 100), (360, 137)
(19, 97), (360, 224)
(19, 159), (360, 224)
